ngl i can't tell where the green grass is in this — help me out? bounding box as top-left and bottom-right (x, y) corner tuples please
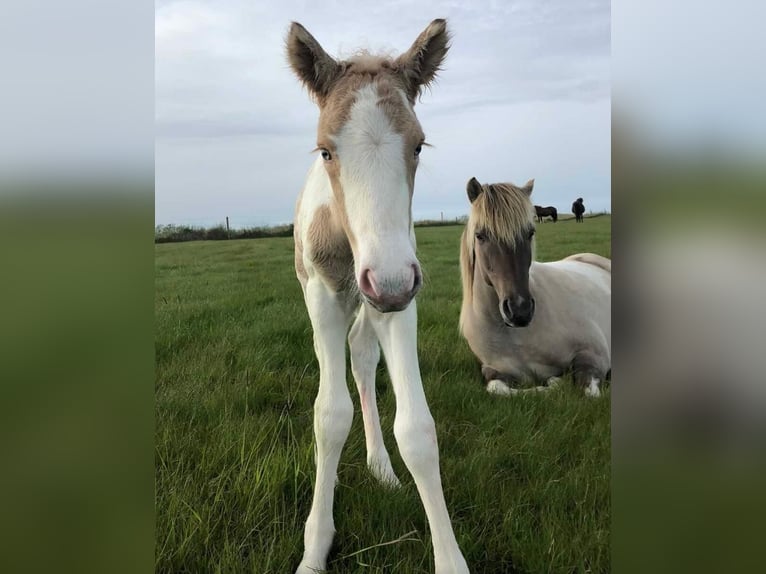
(156, 215), (611, 573)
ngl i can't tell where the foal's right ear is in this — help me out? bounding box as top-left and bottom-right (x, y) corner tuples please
(286, 22), (343, 105)
(467, 177), (483, 203)
(396, 19), (451, 101)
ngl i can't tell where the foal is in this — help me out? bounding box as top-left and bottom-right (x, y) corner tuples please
(287, 20), (468, 574)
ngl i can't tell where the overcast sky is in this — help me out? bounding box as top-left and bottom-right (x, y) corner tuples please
(155, 0), (610, 228)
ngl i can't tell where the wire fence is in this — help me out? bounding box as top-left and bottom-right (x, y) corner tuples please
(155, 211), (609, 243)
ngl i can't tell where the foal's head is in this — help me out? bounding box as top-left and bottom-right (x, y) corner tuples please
(466, 177), (537, 327)
(287, 20), (450, 312)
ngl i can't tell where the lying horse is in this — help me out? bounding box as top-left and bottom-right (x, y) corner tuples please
(459, 178), (611, 397)
(534, 205), (558, 222)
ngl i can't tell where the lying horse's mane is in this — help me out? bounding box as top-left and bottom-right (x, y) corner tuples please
(459, 229), (474, 334)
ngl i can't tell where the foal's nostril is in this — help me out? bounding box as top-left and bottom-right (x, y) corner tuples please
(411, 264), (422, 293)
(359, 268), (379, 298)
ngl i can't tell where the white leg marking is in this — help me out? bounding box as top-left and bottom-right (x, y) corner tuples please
(488, 377), (563, 397)
(348, 306), (400, 487)
(585, 376), (602, 398)
(297, 278), (354, 574)
(546, 376), (563, 389)
(370, 303), (469, 574)
(487, 379), (512, 396)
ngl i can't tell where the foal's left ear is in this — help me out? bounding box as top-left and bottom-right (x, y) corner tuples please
(521, 178), (535, 196)
(396, 19), (451, 101)
(467, 177), (483, 203)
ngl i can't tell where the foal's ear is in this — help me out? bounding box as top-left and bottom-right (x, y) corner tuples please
(521, 178), (535, 196)
(467, 177), (483, 203)
(396, 19), (451, 101)
(286, 22), (343, 105)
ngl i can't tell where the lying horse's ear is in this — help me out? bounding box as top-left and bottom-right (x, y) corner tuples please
(521, 178), (535, 196)
(396, 19), (451, 101)
(467, 177), (483, 203)
(286, 22), (343, 105)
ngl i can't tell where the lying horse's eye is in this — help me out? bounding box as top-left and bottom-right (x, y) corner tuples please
(414, 144), (422, 157)
(529, 229), (536, 240)
(475, 232), (486, 243)
(320, 149), (332, 161)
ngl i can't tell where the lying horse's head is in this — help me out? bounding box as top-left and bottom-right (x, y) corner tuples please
(466, 177), (537, 327)
(287, 20), (450, 312)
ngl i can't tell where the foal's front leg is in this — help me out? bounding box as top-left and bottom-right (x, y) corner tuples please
(370, 302), (469, 574)
(297, 279), (354, 574)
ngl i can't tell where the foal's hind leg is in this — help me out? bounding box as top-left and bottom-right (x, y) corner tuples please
(349, 306), (400, 487)
(572, 350), (607, 398)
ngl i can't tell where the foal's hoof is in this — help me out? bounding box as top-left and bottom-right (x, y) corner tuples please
(296, 560), (325, 574)
(368, 455), (401, 488)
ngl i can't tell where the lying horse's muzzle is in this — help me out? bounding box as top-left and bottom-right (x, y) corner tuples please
(501, 296), (535, 327)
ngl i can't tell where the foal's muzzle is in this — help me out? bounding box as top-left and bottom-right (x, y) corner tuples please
(359, 264), (422, 313)
(501, 296), (535, 327)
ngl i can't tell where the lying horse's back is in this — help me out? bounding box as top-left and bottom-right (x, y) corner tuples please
(536, 258), (611, 345)
(531, 257), (610, 357)
(564, 252), (611, 273)
(544, 253), (611, 292)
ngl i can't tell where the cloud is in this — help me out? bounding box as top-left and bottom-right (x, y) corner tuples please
(155, 0), (610, 224)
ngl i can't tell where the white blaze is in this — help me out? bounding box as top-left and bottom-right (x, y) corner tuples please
(333, 83), (416, 292)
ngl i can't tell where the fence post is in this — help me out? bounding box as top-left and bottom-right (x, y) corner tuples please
(226, 216), (230, 239)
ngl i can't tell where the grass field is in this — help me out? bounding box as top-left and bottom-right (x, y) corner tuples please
(155, 215), (611, 573)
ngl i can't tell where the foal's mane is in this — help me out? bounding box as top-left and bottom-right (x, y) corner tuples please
(459, 182), (535, 333)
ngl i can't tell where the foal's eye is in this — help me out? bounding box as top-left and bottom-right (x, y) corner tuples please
(475, 232), (486, 243)
(528, 229), (536, 240)
(414, 144), (422, 157)
(320, 149), (332, 161)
